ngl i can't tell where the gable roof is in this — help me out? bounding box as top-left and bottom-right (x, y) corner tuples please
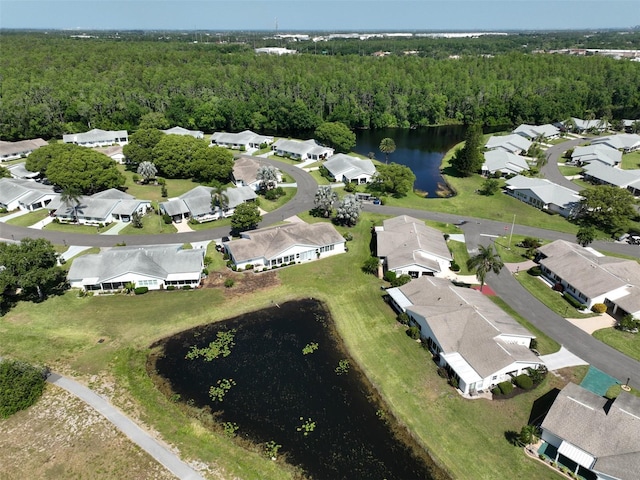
(389, 276), (537, 378)
(592, 133), (640, 152)
(485, 134), (532, 154)
(537, 240), (640, 299)
(570, 118), (610, 131)
(377, 215), (452, 272)
(162, 126), (204, 138)
(541, 382), (640, 480)
(232, 156), (261, 185)
(505, 175), (583, 209)
(513, 123), (560, 139)
(0, 138), (47, 158)
(272, 138), (332, 157)
(63, 128), (128, 144)
(0, 178), (57, 206)
(324, 154), (376, 180)
(211, 130), (272, 146)
(583, 161), (640, 188)
(7, 163), (39, 179)
(482, 150), (530, 174)
(572, 144), (622, 166)
(225, 222), (345, 263)
(68, 245), (204, 284)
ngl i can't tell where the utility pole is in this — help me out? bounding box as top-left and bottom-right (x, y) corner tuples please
(508, 214), (516, 249)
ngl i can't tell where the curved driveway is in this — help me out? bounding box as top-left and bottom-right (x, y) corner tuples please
(4, 152), (640, 385)
(541, 137), (587, 192)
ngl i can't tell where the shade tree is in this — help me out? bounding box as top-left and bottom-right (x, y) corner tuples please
(230, 202), (261, 234)
(313, 185), (338, 218)
(314, 122), (356, 154)
(373, 163), (416, 197)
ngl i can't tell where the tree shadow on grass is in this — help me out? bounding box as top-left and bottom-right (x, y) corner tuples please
(504, 430), (520, 446)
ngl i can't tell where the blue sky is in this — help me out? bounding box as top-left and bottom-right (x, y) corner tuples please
(1, 1), (639, 31)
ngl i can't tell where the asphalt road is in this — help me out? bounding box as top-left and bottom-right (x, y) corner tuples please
(540, 137), (587, 192)
(47, 373), (205, 480)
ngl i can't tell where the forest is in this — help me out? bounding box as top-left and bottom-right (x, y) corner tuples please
(1, 32), (640, 140)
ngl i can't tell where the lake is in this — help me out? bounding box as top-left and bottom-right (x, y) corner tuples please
(353, 126), (466, 197)
(151, 299), (449, 480)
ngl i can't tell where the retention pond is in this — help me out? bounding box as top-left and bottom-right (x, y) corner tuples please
(151, 299), (449, 480)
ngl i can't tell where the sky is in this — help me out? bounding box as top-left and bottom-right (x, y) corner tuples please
(1, 0), (639, 31)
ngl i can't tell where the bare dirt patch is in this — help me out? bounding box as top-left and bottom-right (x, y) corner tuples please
(203, 270), (280, 297)
(0, 386), (175, 480)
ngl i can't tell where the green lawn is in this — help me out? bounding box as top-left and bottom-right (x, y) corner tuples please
(447, 240), (472, 274)
(488, 296), (560, 355)
(117, 165), (200, 201)
(557, 164), (583, 177)
(118, 213), (178, 235)
(621, 151), (640, 170)
(493, 235), (549, 263)
(44, 221), (118, 234)
(256, 188), (297, 213)
(5, 209), (49, 227)
(593, 328), (640, 362)
(378, 146), (580, 235)
(0, 212), (567, 480)
(186, 217), (232, 231)
(308, 169), (331, 185)
(516, 271), (598, 319)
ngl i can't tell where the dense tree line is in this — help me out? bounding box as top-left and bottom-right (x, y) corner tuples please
(1, 33), (640, 141)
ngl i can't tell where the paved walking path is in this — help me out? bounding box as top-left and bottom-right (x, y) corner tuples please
(47, 373), (206, 480)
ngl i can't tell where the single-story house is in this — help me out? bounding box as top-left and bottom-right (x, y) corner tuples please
(622, 119), (640, 133)
(387, 276), (542, 395)
(568, 117), (610, 133)
(582, 161), (640, 196)
(482, 150), (530, 176)
(254, 47), (297, 55)
(592, 133), (640, 153)
(210, 130), (273, 151)
(6, 163), (40, 180)
(224, 221), (346, 270)
(0, 138), (47, 162)
(375, 215), (453, 278)
(232, 156), (281, 191)
(63, 129), (129, 147)
(49, 189), (150, 225)
(95, 145), (125, 163)
(513, 123), (561, 141)
(160, 185), (257, 223)
(484, 134), (532, 155)
(540, 382), (640, 480)
(162, 126), (204, 139)
(323, 154), (376, 184)
(505, 175), (583, 218)
(0, 178), (58, 211)
(536, 239), (640, 314)
(571, 144), (622, 167)
(272, 138), (334, 161)
(67, 244), (205, 292)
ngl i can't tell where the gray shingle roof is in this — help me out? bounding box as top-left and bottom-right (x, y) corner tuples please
(572, 144), (622, 166)
(592, 133), (640, 152)
(63, 128), (128, 144)
(393, 276), (537, 377)
(324, 154), (376, 181)
(541, 382), (640, 480)
(583, 161), (640, 188)
(377, 215), (452, 272)
(211, 130), (272, 146)
(513, 124), (560, 139)
(505, 175), (583, 209)
(225, 222), (345, 263)
(162, 126), (204, 138)
(7, 163), (39, 179)
(485, 134), (532, 153)
(482, 150), (530, 174)
(0, 178), (57, 206)
(0, 138), (47, 158)
(273, 138), (331, 157)
(68, 245), (204, 284)
(232, 156), (261, 185)
(537, 240), (640, 299)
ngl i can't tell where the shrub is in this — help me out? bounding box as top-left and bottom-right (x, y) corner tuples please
(397, 312), (410, 325)
(498, 381), (514, 395)
(0, 359), (47, 418)
(527, 366), (547, 385)
(450, 262), (460, 272)
(134, 287), (148, 295)
(343, 232), (353, 241)
(384, 271), (397, 283)
(563, 293), (585, 309)
(224, 278), (234, 288)
(491, 386), (501, 396)
(391, 274), (411, 287)
(520, 237), (542, 249)
(528, 266), (542, 276)
(407, 326), (421, 340)
(166, 285), (175, 291)
(245, 264), (254, 270)
(202, 268), (209, 275)
(592, 303), (607, 314)
(181, 285), (192, 290)
(515, 374), (533, 390)
(162, 214), (172, 224)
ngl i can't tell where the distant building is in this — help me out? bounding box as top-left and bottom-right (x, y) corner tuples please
(272, 138), (334, 161)
(571, 145), (622, 167)
(482, 150), (530, 176)
(161, 126), (204, 139)
(0, 138), (48, 162)
(63, 129), (129, 147)
(323, 154), (376, 184)
(485, 134), (532, 155)
(160, 185), (257, 223)
(513, 124), (560, 141)
(254, 47), (297, 55)
(210, 130), (273, 151)
(505, 175), (582, 218)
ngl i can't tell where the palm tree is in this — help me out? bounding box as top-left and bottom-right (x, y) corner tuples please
(136, 161), (157, 184)
(256, 165), (279, 191)
(60, 186), (82, 223)
(314, 185), (338, 218)
(379, 137), (396, 164)
(210, 186), (229, 217)
(466, 244), (504, 292)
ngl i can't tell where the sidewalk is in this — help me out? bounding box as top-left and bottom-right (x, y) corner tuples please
(0, 209), (31, 223)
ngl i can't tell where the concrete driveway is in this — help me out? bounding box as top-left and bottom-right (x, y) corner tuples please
(539, 346), (588, 371)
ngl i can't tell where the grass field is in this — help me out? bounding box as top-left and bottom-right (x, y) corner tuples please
(44, 221), (118, 234)
(447, 240), (473, 274)
(0, 212), (572, 479)
(593, 328), (640, 362)
(621, 151), (640, 170)
(118, 213), (178, 235)
(492, 234), (549, 263)
(5, 209), (49, 226)
(516, 271), (598, 319)
(117, 165), (200, 201)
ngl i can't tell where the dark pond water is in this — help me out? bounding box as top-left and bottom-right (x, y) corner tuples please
(152, 299), (448, 480)
(353, 126), (467, 197)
